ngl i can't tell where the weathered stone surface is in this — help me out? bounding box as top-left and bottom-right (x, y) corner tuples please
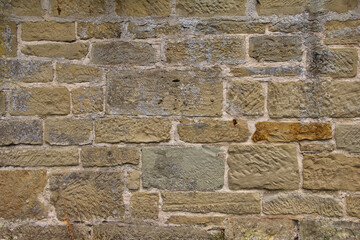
(268, 81), (360, 118)
(0, 170), (47, 220)
(95, 118), (171, 143)
(299, 220), (360, 240)
(176, 0), (246, 17)
(142, 146), (225, 191)
(195, 21), (266, 34)
(300, 141), (334, 152)
(71, 87), (103, 114)
(106, 68), (222, 116)
(224, 217), (296, 240)
(303, 153), (360, 191)
(335, 124), (360, 153)
(56, 63), (101, 84)
(50, 0), (107, 18)
(0, 119), (42, 146)
(78, 22), (122, 39)
(0, 0), (42, 16)
(91, 41), (156, 65)
(347, 195), (360, 218)
(10, 87), (70, 116)
(323, 0), (358, 13)
(178, 119), (249, 143)
(308, 48), (358, 78)
(0, 22), (17, 57)
(228, 144), (299, 190)
(0, 91), (5, 115)
(249, 36), (302, 62)
(0, 59), (52, 83)
(50, 171), (124, 221)
(81, 146), (140, 167)
(231, 66), (302, 77)
(131, 192), (159, 220)
(22, 42), (89, 60)
(93, 223), (209, 240)
(22, 22), (76, 42)
(0, 147), (78, 167)
(126, 170), (140, 190)
(256, 0), (311, 15)
(325, 20), (360, 45)
(116, 0), (171, 17)
(226, 80), (265, 116)
(263, 193), (343, 217)
(252, 122), (332, 142)
(269, 18), (322, 33)
(45, 118), (92, 145)
(162, 192), (260, 214)
(128, 22), (188, 39)
(167, 216), (225, 226)
(166, 37), (245, 65)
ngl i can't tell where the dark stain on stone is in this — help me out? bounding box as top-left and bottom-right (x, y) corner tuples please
(232, 119), (238, 126)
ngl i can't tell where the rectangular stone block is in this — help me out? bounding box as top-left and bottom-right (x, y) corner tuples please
(167, 216), (225, 226)
(50, 0), (107, 18)
(226, 80), (265, 116)
(126, 170), (140, 190)
(325, 20), (360, 45)
(0, 170), (47, 220)
(300, 142), (335, 152)
(142, 146), (225, 191)
(256, 0), (309, 15)
(0, 22), (17, 57)
(95, 118), (171, 143)
(22, 42), (89, 60)
(116, 0), (171, 17)
(335, 124), (360, 153)
(323, 0), (358, 13)
(228, 144), (299, 190)
(56, 63), (101, 84)
(303, 153), (360, 191)
(178, 119), (249, 143)
(268, 81), (360, 118)
(0, 91), (5, 115)
(0, 0), (42, 16)
(195, 21), (266, 34)
(269, 18), (321, 33)
(166, 37), (245, 65)
(252, 122), (332, 142)
(10, 87), (70, 116)
(45, 118), (92, 145)
(249, 36), (302, 62)
(162, 192), (260, 214)
(106, 68), (222, 116)
(71, 87), (103, 114)
(81, 146), (140, 167)
(0, 147), (78, 167)
(130, 192), (159, 220)
(78, 22), (122, 39)
(230, 66), (302, 77)
(22, 22), (76, 42)
(176, 0), (246, 17)
(0, 59), (52, 83)
(0, 119), (43, 146)
(128, 22), (188, 39)
(346, 195), (360, 218)
(50, 170), (124, 221)
(91, 41), (156, 65)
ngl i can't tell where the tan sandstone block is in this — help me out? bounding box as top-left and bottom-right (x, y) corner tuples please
(78, 22), (122, 39)
(116, 0), (171, 17)
(22, 22), (75, 42)
(71, 87), (103, 114)
(131, 192), (159, 220)
(176, 0), (246, 17)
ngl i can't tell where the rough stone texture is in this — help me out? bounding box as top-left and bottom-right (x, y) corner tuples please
(252, 122), (332, 142)
(0, 170), (47, 220)
(323, 0), (358, 13)
(228, 144), (299, 190)
(167, 216), (225, 226)
(224, 217), (297, 240)
(335, 124), (360, 153)
(10, 87), (70, 116)
(299, 220), (360, 240)
(346, 195), (360, 218)
(162, 192), (260, 214)
(0, 119), (43, 146)
(325, 20), (360, 45)
(106, 68), (222, 116)
(263, 193), (343, 217)
(268, 81), (360, 118)
(0, 147), (78, 167)
(56, 63), (101, 84)
(308, 48), (358, 78)
(269, 18), (322, 33)
(231, 66), (303, 77)
(195, 21), (266, 34)
(128, 22), (189, 39)
(0, 22), (17, 57)
(116, 0), (171, 17)
(50, 0), (107, 18)
(91, 41), (156, 65)
(300, 142), (335, 152)
(176, 0), (246, 17)
(71, 87), (103, 114)
(78, 22), (122, 39)
(81, 146), (140, 167)
(226, 80), (265, 116)
(131, 192), (159, 220)
(95, 118), (171, 143)
(166, 37), (245, 65)
(303, 153), (360, 191)
(126, 170), (140, 190)
(0, 59), (52, 83)
(45, 118), (92, 145)
(249, 36), (302, 62)
(21, 22), (76, 42)
(178, 119), (249, 143)
(0, 0), (43, 16)
(142, 146), (225, 191)
(50, 171), (124, 221)
(256, 0), (309, 15)
(0, 91), (5, 115)
(22, 42), (89, 60)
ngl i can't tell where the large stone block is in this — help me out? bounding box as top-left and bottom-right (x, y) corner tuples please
(128, 22), (189, 39)
(21, 22), (76, 42)
(0, 22), (17, 57)
(195, 21), (266, 34)
(78, 22), (122, 39)
(71, 87), (103, 114)
(346, 195), (360, 218)
(50, 0), (106, 18)
(0, 119), (43, 146)
(130, 192), (159, 220)
(230, 66), (302, 77)
(325, 20), (360, 45)
(0, 0), (42, 16)
(167, 216), (225, 226)
(335, 124), (360, 153)
(256, 0), (309, 15)
(323, 0), (358, 13)
(176, 0), (246, 17)
(56, 63), (101, 84)
(116, 0), (171, 17)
